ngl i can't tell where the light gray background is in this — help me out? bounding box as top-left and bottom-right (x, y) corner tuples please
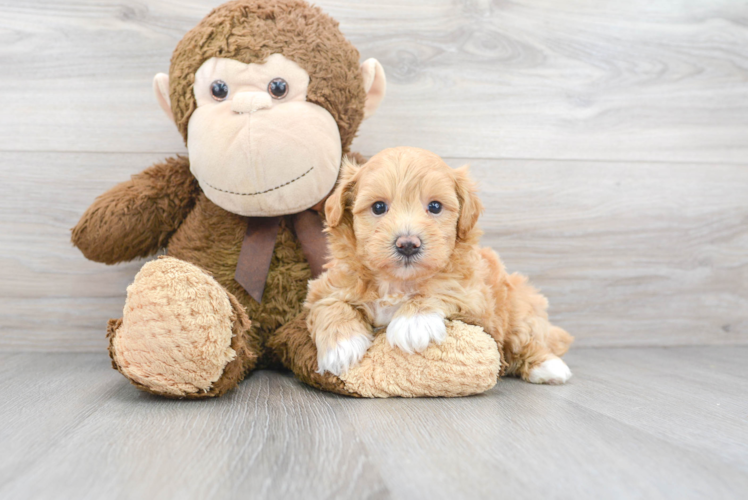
(2, 0), (746, 351)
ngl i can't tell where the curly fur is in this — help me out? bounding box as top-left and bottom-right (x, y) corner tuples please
(306, 147), (574, 382)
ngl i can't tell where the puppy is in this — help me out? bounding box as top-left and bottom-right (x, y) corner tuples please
(305, 147), (573, 384)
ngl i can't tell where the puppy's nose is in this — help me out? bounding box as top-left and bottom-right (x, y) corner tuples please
(231, 92), (272, 114)
(395, 235), (422, 257)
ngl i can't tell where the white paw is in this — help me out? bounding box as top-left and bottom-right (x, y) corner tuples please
(386, 313), (447, 354)
(316, 334), (372, 376)
(529, 358), (573, 385)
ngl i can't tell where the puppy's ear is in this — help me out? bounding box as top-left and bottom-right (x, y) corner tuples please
(454, 165), (484, 240)
(325, 156), (361, 228)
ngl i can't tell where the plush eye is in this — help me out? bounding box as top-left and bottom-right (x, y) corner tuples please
(268, 78), (288, 99)
(371, 201), (388, 216)
(427, 201), (443, 214)
(210, 80), (229, 101)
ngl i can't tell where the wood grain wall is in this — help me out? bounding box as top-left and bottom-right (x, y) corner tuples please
(1, 0), (746, 351)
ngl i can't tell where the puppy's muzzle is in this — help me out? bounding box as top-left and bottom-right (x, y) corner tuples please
(395, 235), (422, 257)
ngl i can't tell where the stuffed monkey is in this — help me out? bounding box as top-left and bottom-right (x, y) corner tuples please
(72, 0), (501, 398)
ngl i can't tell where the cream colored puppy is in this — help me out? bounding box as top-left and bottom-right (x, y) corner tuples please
(306, 147), (573, 383)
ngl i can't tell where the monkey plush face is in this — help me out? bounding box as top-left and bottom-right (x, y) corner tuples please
(152, 0), (386, 217)
(186, 54), (342, 216)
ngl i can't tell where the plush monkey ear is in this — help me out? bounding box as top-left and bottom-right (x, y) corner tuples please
(454, 165), (484, 240)
(153, 73), (175, 122)
(325, 157), (361, 228)
(360, 58), (386, 119)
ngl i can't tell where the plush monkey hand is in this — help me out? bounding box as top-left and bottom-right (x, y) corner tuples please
(72, 156), (199, 264)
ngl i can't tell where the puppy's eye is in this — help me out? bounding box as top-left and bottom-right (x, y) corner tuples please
(427, 201), (443, 214)
(371, 201), (388, 216)
(211, 80), (229, 101)
(268, 78), (288, 99)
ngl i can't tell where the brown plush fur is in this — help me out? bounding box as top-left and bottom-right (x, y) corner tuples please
(169, 0), (366, 153)
(269, 312), (360, 396)
(72, 156), (200, 264)
(339, 320), (500, 398)
(74, 156), (314, 363)
(73, 1), (503, 398)
(167, 195), (313, 367)
(108, 256), (253, 396)
(107, 282), (257, 399)
(76, 148), (505, 397)
(306, 148), (574, 382)
(71, 0), (370, 398)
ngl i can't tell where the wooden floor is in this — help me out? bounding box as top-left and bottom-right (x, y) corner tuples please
(1, 347), (746, 499)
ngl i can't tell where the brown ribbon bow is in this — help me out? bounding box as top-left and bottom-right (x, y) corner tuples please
(234, 210), (329, 303)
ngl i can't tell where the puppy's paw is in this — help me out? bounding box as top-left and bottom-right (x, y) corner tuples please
(316, 334), (372, 376)
(528, 357), (573, 385)
(386, 313), (447, 354)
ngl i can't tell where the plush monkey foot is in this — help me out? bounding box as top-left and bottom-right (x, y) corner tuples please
(272, 316), (501, 398)
(107, 257), (257, 398)
(341, 320), (501, 397)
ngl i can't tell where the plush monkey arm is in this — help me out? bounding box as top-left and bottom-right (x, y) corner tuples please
(71, 155), (200, 264)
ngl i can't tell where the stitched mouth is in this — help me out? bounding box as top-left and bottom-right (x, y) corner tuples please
(203, 166), (314, 196)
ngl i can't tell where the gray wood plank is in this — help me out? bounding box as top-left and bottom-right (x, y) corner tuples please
(341, 381), (748, 500)
(0, 353), (126, 490)
(0, 354), (388, 500)
(465, 157), (748, 347)
(668, 345), (748, 378)
(1, 349), (747, 499)
(0, 0), (747, 162)
(0, 151), (155, 351)
(2, 152), (746, 350)
(550, 347), (748, 471)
